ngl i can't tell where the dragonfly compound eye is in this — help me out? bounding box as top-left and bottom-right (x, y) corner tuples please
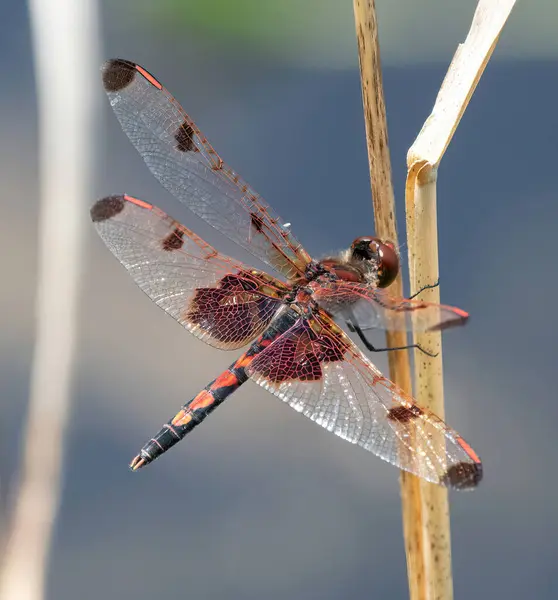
(376, 241), (399, 288)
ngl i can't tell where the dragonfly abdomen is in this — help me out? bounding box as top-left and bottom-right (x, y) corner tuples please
(129, 364), (249, 471)
(129, 308), (301, 471)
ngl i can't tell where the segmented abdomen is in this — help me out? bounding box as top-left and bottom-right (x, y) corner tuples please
(130, 308), (299, 470)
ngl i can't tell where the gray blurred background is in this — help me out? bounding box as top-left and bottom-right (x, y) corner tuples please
(1, 1), (557, 599)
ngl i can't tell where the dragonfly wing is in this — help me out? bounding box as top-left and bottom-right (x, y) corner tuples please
(314, 280), (469, 332)
(101, 59), (312, 281)
(245, 309), (481, 489)
(91, 194), (287, 350)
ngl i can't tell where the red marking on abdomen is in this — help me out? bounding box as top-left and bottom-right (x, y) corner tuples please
(234, 354), (256, 370)
(456, 436), (481, 463)
(211, 370), (239, 390)
(171, 409), (193, 427)
(189, 390), (215, 411)
(135, 65), (163, 89)
(124, 194), (152, 210)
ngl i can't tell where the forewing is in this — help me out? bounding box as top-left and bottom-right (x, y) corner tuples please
(246, 310), (481, 489)
(91, 194), (287, 350)
(101, 59), (312, 280)
(313, 280), (469, 332)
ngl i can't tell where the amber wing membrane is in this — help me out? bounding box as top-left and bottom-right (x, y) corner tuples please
(246, 309), (481, 489)
(91, 195), (287, 350)
(101, 59), (312, 281)
(312, 280), (469, 332)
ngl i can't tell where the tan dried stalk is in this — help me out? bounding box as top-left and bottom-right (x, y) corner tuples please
(354, 0), (516, 599)
(406, 2), (516, 597)
(352, 1), (424, 596)
(0, 1), (100, 599)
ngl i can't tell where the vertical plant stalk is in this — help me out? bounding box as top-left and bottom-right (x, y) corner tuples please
(405, 162), (451, 600)
(354, 0), (517, 599)
(0, 1), (100, 599)
(405, 1), (517, 599)
(352, 2), (426, 599)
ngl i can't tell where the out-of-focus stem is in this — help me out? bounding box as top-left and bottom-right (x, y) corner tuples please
(0, 1), (100, 599)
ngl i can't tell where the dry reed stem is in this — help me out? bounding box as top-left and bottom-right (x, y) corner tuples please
(0, 2), (101, 599)
(352, 2), (426, 598)
(405, 165), (451, 600)
(405, 1), (517, 599)
(355, 0), (517, 599)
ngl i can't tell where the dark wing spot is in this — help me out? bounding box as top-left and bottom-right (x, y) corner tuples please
(220, 272), (258, 291)
(102, 59), (136, 92)
(90, 195), (125, 222)
(441, 461), (483, 490)
(387, 404), (424, 423)
(251, 213), (264, 233)
(175, 120), (195, 152)
(252, 326), (347, 384)
(314, 334), (346, 363)
(264, 343), (323, 382)
(185, 278), (276, 346)
(162, 227), (185, 251)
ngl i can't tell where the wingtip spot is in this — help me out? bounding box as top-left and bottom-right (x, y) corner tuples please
(90, 195), (125, 222)
(101, 58), (136, 92)
(441, 461), (483, 490)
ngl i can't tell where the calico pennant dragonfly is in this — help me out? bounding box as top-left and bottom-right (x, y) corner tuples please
(91, 59), (482, 490)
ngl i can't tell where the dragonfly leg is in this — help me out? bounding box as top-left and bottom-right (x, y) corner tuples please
(347, 319), (439, 358)
(408, 278), (440, 300)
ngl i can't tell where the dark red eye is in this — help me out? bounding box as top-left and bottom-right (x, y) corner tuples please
(376, 241), (399, 287)
(351, 236), (399, 287)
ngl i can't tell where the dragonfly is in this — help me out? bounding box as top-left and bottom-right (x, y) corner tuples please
(92, 58), (482, 490)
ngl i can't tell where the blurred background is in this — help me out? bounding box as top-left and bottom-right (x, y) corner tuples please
(1, 1), (557, 599)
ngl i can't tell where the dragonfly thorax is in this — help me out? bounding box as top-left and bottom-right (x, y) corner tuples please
(319, 259), (365, 283)
(318, 237), (399, 289)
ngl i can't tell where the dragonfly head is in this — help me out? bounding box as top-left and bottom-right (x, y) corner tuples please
(350, 237), (399, 288)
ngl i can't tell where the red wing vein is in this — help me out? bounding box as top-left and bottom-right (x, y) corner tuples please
(102, 59), (312, 280)
(245, 310), (481, 489)
(92, 195), (286, 350)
